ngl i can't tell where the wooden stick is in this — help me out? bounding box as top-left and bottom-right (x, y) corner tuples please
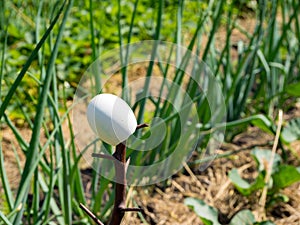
(79, 203), (104, 225)
(259, 110), (283, 220)
(136, 123), (148, 130)
(81, 124), (147, 225)
(108, 142), (127, 225)
(108, 124), (148, 224)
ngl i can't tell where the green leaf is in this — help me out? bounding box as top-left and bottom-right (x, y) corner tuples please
(286, 82), (300, 97)
(0, 141), (14, 210)
(228, 169), (265, 196)
(281, 117), (300, 143)
(229, 210), (275, 225)
(13, 1), (73, 224)
(0, 1), (67, 121)
(251, 148), (281, 174)
(268, 193), (289, 206)
(272, 165), (300, 190)
(250, 115), (274, 135)
(225, 115), (274, 134)
(229, 210), (255, 225)
(229, 169), (251, 189)
(184, 197), (221, 225)
(0, 211), (12, 225)
(255, 221), (276, 225)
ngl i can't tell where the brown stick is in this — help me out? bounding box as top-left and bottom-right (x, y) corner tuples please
(108, 124), (148, 225)
(108, 142), (127, 225)
(79, 203), (104, 225)
(81, 124), (148, 225)
(136, 123), (148, 130)
(259, 109), (283, 220)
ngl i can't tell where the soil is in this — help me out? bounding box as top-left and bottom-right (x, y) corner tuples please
(123, 126), (300, 225)
(1, 122), (300, 224)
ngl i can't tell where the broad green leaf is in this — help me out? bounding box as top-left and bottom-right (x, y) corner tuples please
(286, 82), (300, 97)
(229, 210), (275, 225)
(229, 209), (255, 225)
(229, 169), (251, 189)
(229, 169), (265, 196)
(184, 197), (221, 225)
(281, 117), (300, 143)
(272, 165), (300, 190)
(251, 148), (281, 174)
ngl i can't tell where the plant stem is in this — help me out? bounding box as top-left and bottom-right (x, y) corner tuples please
(108, 142), (127, 225)
(108, 124), (147, 224)
(81, 124), (147, 224)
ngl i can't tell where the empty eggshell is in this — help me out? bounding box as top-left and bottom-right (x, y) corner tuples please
(86, 93), (137, 146)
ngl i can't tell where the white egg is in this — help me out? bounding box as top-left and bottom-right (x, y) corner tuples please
(86, 93), (137, 146)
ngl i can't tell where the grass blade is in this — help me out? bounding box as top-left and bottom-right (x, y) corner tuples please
(136, 0), (164, 124)
(0, 211), (12, 225)
(13, 1), (72, 223)
(0, 1), (66, 120)
(202, 0), (225, 61)
(121, 0), (139, 101)
(0, 142), (14, 210)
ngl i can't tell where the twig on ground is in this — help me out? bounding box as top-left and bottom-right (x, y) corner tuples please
(191, 142), (272, 165)
(259, 109), (283, 220)
(79, 203), (104, 225)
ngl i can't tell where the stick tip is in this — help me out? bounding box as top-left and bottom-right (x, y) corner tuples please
(136, 123), (149, 130)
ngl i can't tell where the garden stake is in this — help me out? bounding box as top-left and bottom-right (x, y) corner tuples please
(80, 124), (147, 225)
